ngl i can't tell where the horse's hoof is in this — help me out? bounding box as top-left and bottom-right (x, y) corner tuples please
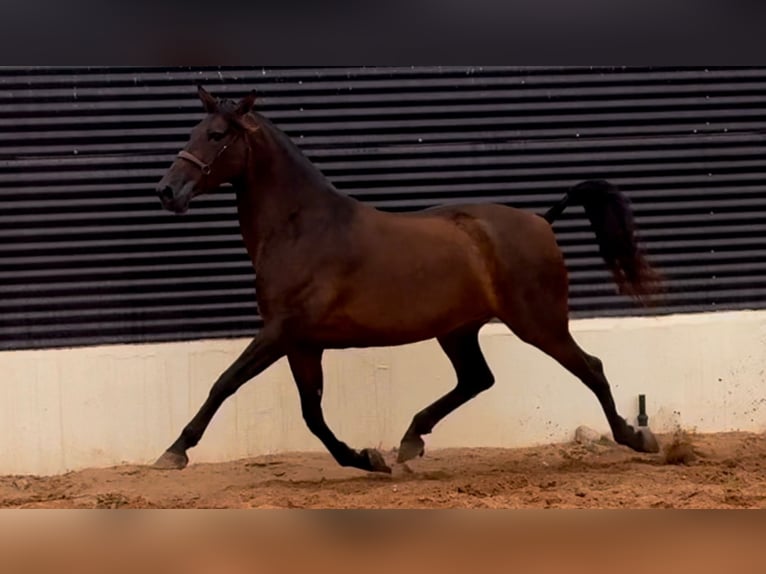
(361, 448), (391, 474)
(639, 428), (660, 454)
(152, 450), (189, 470)
(396, 435), (425, 463)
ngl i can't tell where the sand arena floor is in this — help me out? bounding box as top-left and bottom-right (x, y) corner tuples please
(0, 431), (764, 509)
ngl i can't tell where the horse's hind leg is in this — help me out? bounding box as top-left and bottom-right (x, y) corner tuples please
(288, 345), (392, 474)
(397, 325), (494, 463)
(534, 332), (659, 453)
(502, 302), (659, 454)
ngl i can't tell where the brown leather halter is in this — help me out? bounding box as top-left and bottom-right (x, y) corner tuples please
(176, 135), (238, 176)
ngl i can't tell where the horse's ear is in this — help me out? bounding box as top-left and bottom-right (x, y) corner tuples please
(197, 85), (218, 114)
(236, 90), (257, 116)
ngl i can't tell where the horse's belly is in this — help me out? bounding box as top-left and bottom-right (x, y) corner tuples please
(315, 279), (493, 348)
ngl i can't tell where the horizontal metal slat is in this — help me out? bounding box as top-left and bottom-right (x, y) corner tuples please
(5, 93), (766, 122)
(3, 66), (765, 91)
(0, 288), (257, 309)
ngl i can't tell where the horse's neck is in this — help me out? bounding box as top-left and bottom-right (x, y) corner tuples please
(235, 118), (353, 261)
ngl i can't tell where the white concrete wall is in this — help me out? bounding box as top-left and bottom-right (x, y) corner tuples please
(1, 309), (765, 476)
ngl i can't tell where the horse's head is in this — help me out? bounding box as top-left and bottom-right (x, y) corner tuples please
(156, 86), (257, 214)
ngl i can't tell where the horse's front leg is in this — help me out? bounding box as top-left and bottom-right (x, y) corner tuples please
(153, 326), (286, 470)
(288, 345), (391, 474)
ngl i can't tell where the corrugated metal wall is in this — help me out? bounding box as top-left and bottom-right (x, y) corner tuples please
(1, 66), (765, 351)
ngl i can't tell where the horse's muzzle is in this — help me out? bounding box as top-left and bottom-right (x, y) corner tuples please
(156, 182), (193, 214)
(157, 184), (174, 202)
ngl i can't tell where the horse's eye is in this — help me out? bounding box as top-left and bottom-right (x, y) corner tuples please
(209, 131), (225, 142)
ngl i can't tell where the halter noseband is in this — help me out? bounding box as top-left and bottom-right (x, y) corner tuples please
(176, 135), (238, 176)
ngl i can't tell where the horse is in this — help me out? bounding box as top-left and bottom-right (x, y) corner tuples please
(152, 86), (662, 474)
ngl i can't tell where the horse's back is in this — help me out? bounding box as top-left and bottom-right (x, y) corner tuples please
(423, 202), (560, 260)
(365, 201), (562, 285)
(371, 201), (562, 290)
(423, 202), (568, 301)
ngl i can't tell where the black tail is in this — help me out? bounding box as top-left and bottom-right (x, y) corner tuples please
(544, 179), (662, 304)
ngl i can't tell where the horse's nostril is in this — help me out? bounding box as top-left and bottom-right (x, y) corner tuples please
(157, 186), (174, 201)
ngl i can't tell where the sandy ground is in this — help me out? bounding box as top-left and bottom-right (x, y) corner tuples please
(1, 431), (765, 509)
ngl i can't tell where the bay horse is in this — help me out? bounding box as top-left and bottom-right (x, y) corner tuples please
(153, 86), (662, 473)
